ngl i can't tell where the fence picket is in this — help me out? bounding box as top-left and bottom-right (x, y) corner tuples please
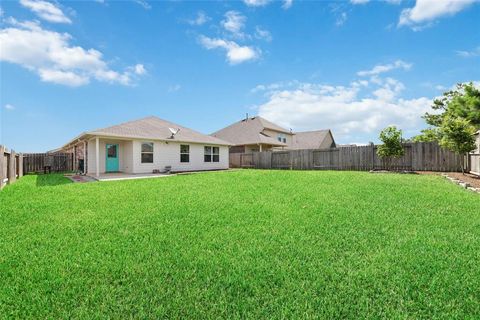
(234, 142), (468, 172)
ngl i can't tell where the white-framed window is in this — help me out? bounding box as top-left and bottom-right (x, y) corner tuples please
(204, 146), (220, 162)
(180, 144), (190, 163)
(141, 142), (154, 163)
(277, 133), (287, 143)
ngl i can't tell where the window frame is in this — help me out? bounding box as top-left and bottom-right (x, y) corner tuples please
(141, 142), (154, 164)
(204, 146), (220, 163)
(180, 144), (190, 163)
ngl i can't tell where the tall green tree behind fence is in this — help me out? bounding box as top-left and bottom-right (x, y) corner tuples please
(230, 142), (469, 172)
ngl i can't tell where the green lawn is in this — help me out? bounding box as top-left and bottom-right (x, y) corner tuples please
(1, 170), (479, 319)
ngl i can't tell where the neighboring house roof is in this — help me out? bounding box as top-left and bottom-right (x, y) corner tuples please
(62, 116), (232, 149)
(289, 130), (335, 150)
(211, 116), (289, 146)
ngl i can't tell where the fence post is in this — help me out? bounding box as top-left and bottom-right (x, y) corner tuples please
(18, 154), (23, 178)
(8, 150), (17, 185)
(0, 145), (4, 189)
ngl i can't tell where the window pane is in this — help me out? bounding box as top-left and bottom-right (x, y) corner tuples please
(204, 155), (212, 162)
(213, 155), (219, 162)
(282, 138), (286, 143)
(180, 144), (189, 154)
(180, 154), (189, 163)
(213, 147), (219, 155)
(142, 143), (153, 153)
(107, 145), (117, 158)
(204, 146), (212, 155)
(141, 153), (153, 163)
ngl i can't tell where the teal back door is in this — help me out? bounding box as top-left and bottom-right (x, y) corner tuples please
(106, 144), (119, 172)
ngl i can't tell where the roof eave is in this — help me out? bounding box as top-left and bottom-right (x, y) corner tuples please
(84, 131), (234, 146)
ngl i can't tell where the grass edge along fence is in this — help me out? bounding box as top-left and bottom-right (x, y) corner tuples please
(231, 142), (468, 172)
(0, 145), (24, 189)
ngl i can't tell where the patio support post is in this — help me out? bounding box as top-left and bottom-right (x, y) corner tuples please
(83, 141), (87, 174)
(259, 144), (263, 152)
(95, 137), (99, 178)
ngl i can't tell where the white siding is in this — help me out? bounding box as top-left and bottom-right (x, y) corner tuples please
(87, 138), (229, 174)
(123, 141), (134, 173)
(131, 140), (228, 173)
(263, 129), (293, 145)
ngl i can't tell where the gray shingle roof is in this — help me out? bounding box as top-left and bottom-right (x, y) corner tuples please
(211, 116), (289, 146)
(87, 116), (232, 145)
(290, 130), (333, 149)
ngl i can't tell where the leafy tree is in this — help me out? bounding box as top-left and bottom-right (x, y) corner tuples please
(377, 126), (405, 171)
(412, 82), (480, 142)
(411, 128), (440, 143)
(439, 116), (476, 173)
(425, 82), (480, 128)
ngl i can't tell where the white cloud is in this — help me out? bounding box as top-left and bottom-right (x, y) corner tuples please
(188, 11), (210, 26)
(198, 35), (259, 64)
(256, 77), (432, 143)
(19, 0), (71, 24)
(243, 0), (271, 7)
(350, 0), (404, 4)
(282, 0), (293, 9)
(133, 0), (151, 10)
(456, 46), (480, 58)
(168, 84), (181, 92)
(357, 60), (412, 76)
(132, 63), (146, 75)
(0, 19), (145, 87)
(221, 11), (246, 38)
(254, 26), (272, 42)
(399, 0), (478, 29)
(4, 104), (15, 110)
(336, 12), (348, 26)
(38, 68), (89, 86)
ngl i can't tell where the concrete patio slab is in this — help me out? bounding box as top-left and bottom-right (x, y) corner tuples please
(86, 172), (173, 182)
(65, 174), (97, 183)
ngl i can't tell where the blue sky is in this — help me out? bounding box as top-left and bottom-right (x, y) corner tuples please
(1, 0), (479, 152)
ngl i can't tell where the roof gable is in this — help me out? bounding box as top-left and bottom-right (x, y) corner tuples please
(211, 116), (290, 146)
(290, 130), (333, 149)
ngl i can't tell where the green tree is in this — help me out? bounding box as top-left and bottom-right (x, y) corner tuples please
(439, 116), (476, 173)
(425, 82), (480, 128)
(377, 126), (405, 171)
(411, 128), (440, 143)
(412, 82), (480, 142)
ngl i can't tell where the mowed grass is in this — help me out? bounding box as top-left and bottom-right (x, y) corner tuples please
(1, 170), (479, 319)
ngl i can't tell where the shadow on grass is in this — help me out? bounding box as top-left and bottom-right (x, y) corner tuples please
(35, 174), (73, 187)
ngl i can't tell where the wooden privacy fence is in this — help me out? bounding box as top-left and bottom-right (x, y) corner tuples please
(23, 153), (74, 174)
(230, 142), (465, 172)
(0, 145), (24, 189)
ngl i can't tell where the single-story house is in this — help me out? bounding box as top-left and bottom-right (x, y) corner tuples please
(61, 116), (232, 177)
(211, 116), (335, 153)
